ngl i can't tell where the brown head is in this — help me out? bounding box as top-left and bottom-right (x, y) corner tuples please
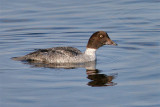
(87, 31), (117, 49)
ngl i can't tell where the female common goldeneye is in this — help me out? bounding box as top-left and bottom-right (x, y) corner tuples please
(12, 31), (117, 63)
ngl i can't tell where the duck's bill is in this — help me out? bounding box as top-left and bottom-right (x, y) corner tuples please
(105, 40), (117, 46)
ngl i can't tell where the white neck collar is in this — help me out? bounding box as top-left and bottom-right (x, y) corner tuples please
(85, 48), (96, 55)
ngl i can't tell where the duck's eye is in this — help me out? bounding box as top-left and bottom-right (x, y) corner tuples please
(100, 35), (103, 38)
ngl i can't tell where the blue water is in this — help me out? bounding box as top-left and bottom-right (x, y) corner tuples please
(0, 0), (160, 107)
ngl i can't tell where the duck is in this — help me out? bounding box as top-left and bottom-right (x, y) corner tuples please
(12, 31), (117, 63)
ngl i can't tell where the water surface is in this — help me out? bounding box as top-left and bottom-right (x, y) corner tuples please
(0, 0), (160, 107)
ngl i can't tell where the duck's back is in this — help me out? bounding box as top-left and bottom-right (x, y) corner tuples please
(12, 47), (83, 63)
(49, 47), (82, 57)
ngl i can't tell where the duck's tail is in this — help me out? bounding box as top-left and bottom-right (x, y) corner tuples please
(11, 56), (26, 61)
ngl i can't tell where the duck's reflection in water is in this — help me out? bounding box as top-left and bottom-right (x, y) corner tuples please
(86, 69), (117, 87)
(23, 60), (118, 87)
